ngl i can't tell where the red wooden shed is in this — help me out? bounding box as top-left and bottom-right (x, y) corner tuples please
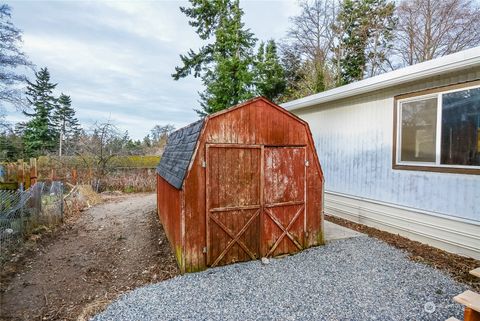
(156, 97), (324, 273)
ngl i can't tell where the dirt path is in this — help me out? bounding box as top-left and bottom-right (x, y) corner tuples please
(0, 193), (179, 321)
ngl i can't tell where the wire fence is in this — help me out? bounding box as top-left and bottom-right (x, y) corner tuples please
(0, 181), (64, 259)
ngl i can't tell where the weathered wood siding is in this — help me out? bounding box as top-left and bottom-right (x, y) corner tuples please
(181, 99), (323, 272)
(156, 175), (183, 267)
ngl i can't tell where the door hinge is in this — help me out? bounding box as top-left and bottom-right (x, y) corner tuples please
(202, 160), (206, 168)
(203, 247), (207, 253)
(305, 160), (309, 167)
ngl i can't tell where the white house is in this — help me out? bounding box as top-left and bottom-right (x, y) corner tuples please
(283, 47), (480, 259)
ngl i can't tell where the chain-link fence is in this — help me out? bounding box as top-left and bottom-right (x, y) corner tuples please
(0, 181), (63, 259)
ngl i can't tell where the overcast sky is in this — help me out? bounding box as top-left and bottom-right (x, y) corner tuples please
(5, 0), (299, 139)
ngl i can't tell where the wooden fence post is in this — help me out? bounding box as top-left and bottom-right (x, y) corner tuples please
(72, 168), (78, 185)
(30, 158), (37, 186)
(17, 159), (24, 189)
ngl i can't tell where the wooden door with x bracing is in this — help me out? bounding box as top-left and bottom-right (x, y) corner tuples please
(262, 146), (306, 257)
(206, 144), (261, 267)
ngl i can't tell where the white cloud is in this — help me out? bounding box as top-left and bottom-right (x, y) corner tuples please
(24, 34), (140, 78)
(7, 0), (294, 139)
(99, 2), (175, 42)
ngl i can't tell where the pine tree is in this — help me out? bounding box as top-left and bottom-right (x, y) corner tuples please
(334, 0), (396, 85)
(54, 93), (80, 156)
(173, 0), (257, 115)
(334, 0), (368, 85)
(143, 135), (152, 148)
(253, 40), (286, 102)
(0, 121), (23, 161)
(23, 67), (58, 157)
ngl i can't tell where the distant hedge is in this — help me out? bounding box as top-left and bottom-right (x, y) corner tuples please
(37, 155), (160, 169)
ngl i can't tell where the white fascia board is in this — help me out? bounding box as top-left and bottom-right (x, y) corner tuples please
(282, 46), (480, 111)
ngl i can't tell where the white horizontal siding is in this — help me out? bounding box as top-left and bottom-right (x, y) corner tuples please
(295, 70), (480, 223)
(325, 191), (480, 259)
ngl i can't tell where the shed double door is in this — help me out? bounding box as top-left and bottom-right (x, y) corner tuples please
(206, 144), (306, 267)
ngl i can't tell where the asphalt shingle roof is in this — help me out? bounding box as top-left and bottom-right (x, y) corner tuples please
(156, 120), (204, 189)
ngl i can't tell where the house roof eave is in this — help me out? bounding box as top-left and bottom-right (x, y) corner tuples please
(281, 46), (480, 111)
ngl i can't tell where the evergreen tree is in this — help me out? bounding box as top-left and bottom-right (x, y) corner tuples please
(173, 0), (257, 115)
(142, 135), (152, 148)
(334, 0), (396, 85)
(335, 0), (368, 85)
(23, 67), (57, 157)
(0, 119), (23, 161)
(253, 40), (286, 102)
(54, 93), (80, 156)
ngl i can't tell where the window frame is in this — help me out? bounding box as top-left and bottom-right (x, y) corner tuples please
(393, 80), (480, 175)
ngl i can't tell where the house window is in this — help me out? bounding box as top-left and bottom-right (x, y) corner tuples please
(441, 87), (480, 166)
(395, 82), (480, 173)
(400, 98), (437, 163)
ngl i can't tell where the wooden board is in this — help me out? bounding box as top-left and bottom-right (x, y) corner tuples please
(470, 268), (480, 278)
(454, 290), (480, 313)
(156, 175), (183, 269)
(178, 97), (324, 272)
(206, 145), (261, 267)
(205, 145), (309, 266)
(262, 147), (306, 257)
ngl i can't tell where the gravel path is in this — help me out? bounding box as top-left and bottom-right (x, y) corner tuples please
(92, 237), (467, 321)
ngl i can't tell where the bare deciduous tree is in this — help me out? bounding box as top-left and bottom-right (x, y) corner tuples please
(0, 5), (32, 110)
(364, 0), (396, 77)
(150, 124), (175, 143)
(285, 0), (339, 92)
(75, 121), (126, 191)
(396, 0), (480, 66)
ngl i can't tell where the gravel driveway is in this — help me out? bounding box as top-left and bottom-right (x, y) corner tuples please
(92, 237), (466, 321)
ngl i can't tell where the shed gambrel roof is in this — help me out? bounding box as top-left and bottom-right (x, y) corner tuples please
(156, 120), (204, 189)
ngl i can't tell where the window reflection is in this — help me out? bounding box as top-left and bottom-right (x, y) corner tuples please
(441, 88), (480, 166)
(400, 98), (437, 163)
